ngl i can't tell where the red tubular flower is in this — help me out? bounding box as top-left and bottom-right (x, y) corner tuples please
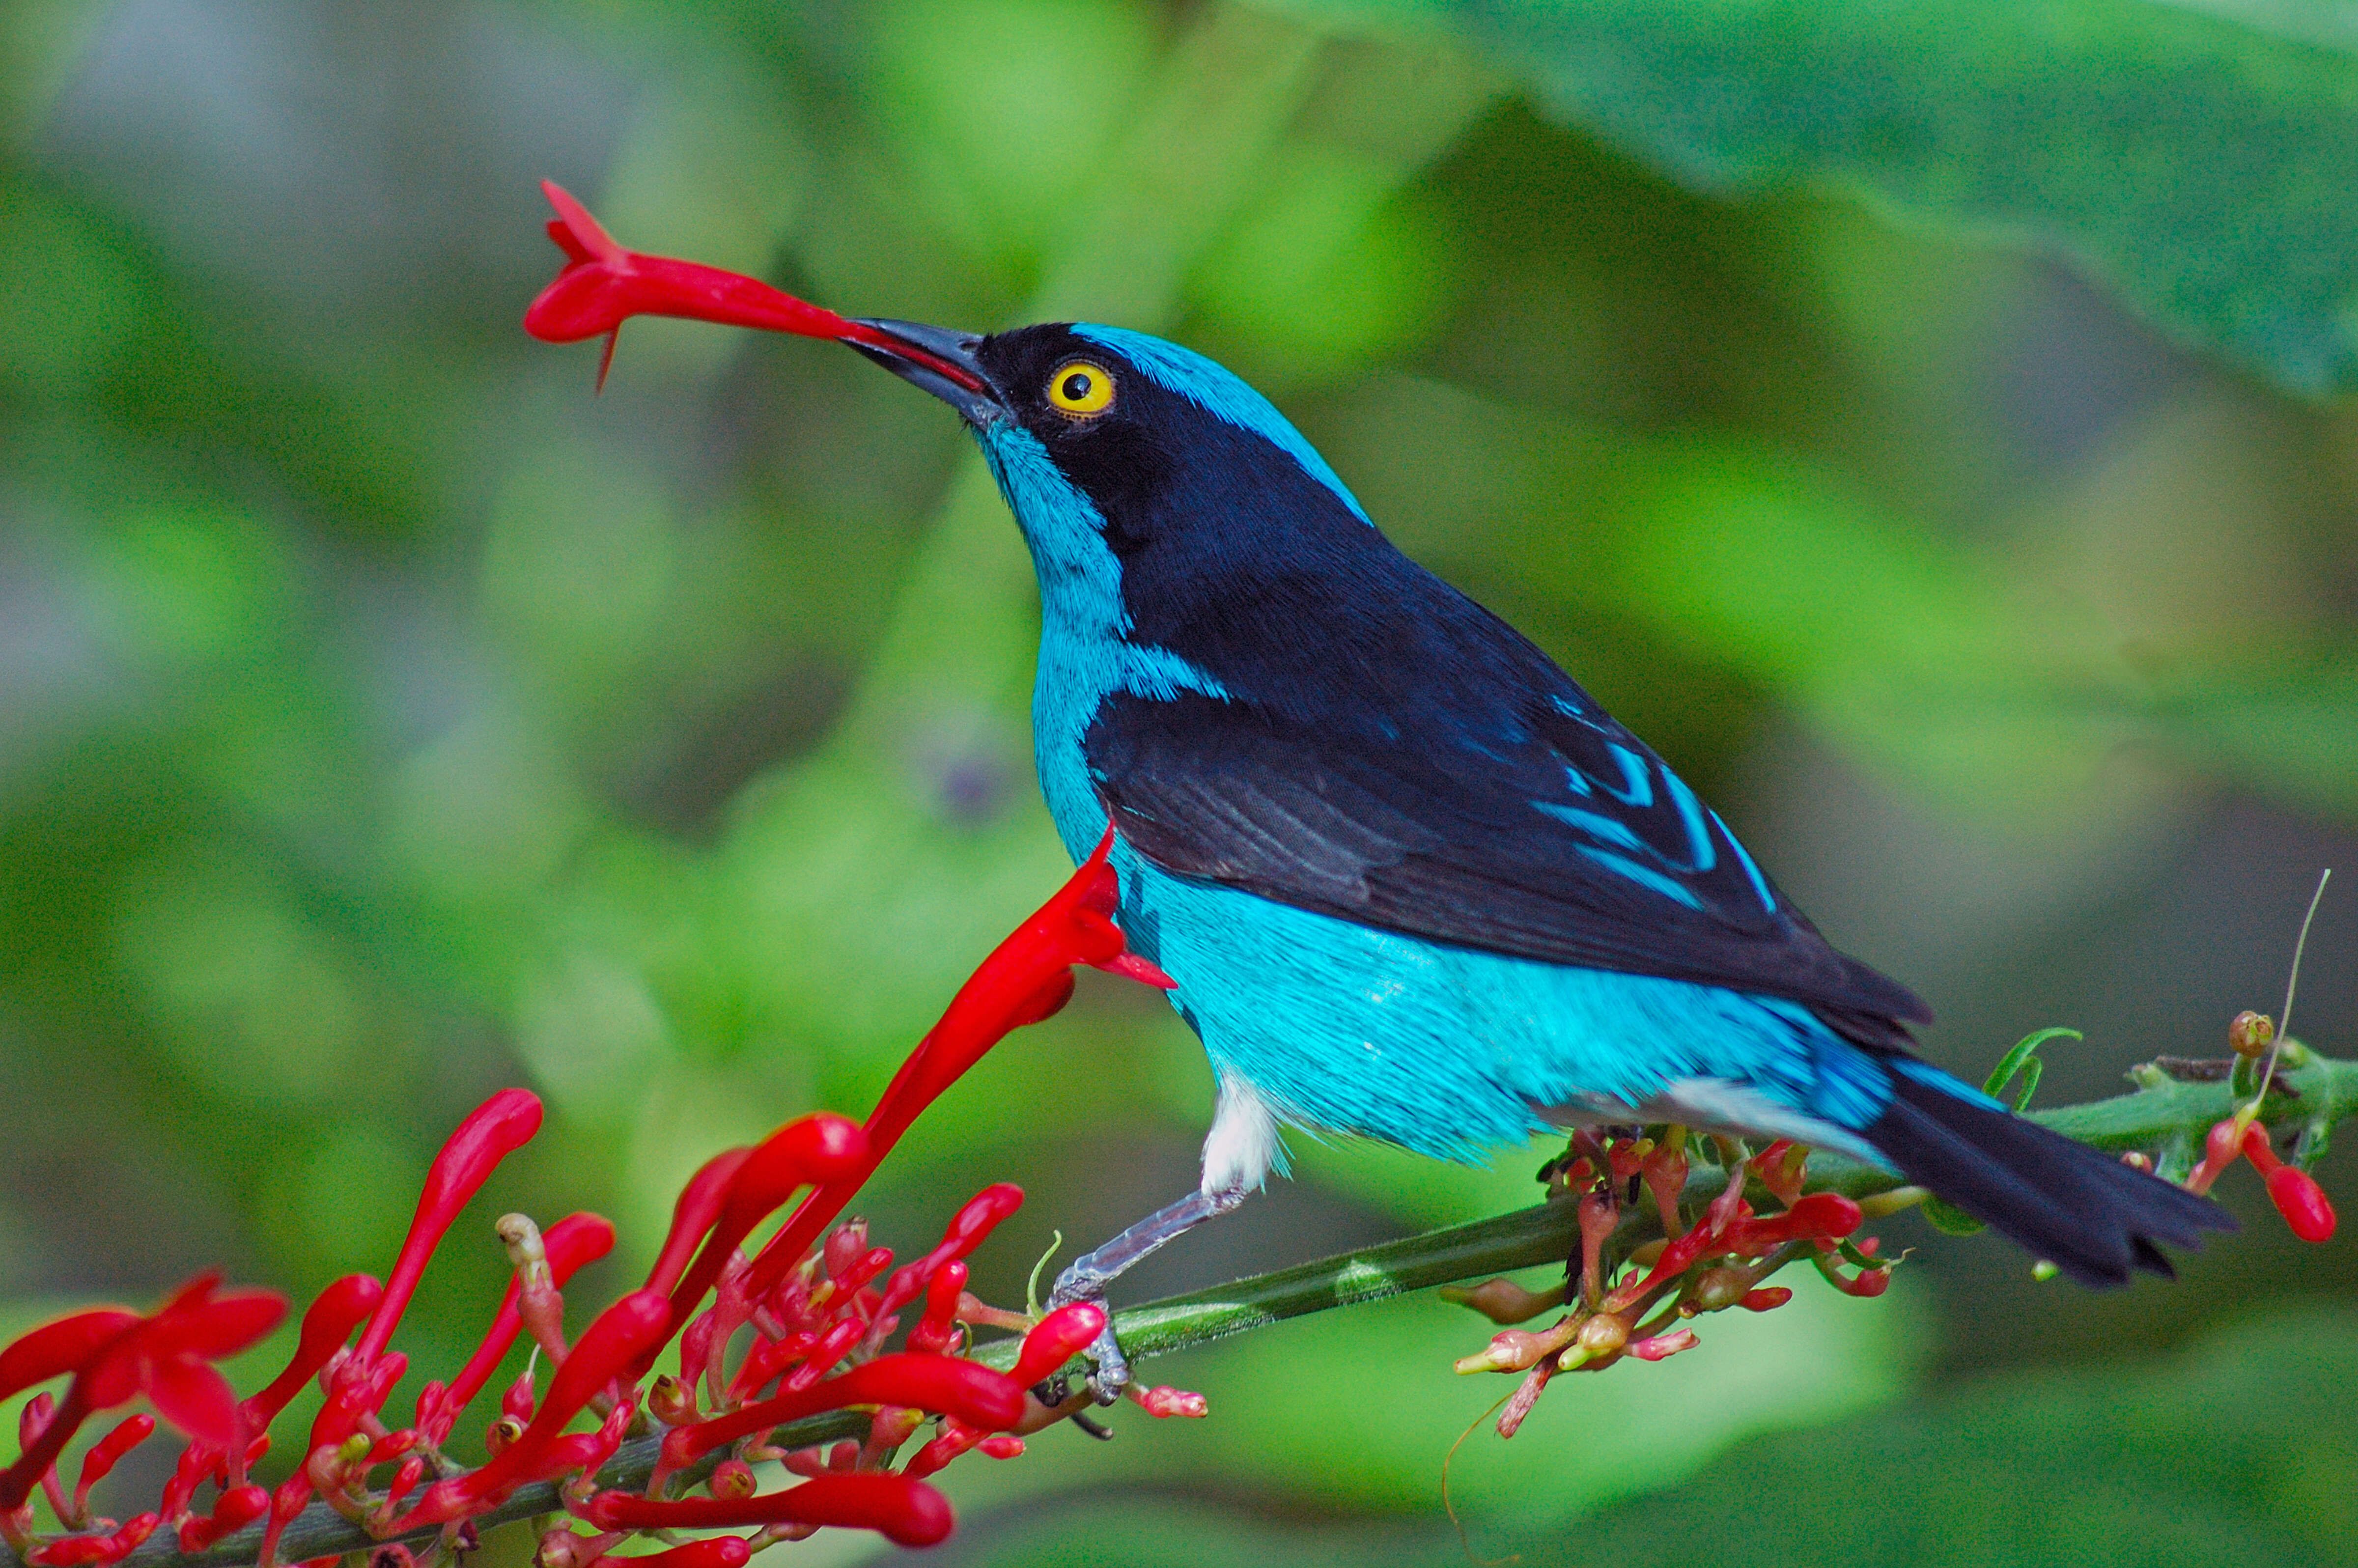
(1725, 1192), (1862, 1251)
(24, 1512), (157, 1567)
(872, 1185), (1025, 1332)
(391, 1290), (672, 1527)
(747, 833), (1152, 1302)
(422, 1213), (615, 1440)
(584, 1475), (954, 1550)
(524, 183), (985, 395)
(1009, 1303), (1108, 1388)
(908, 1262), (969, 1355)
(644, 1149), (750, 1297)
(2240, 1125), (2338, 1242)
(2186, 1115), (2245, 1197)
(2, 1276), (285, 1511)
(173, 1484), (267, 1552)
(243, 1274), (383, 1433)
(356, 1090), (545, 1363)
(662, 1355), (1023, 1474)
(586, 1538), (750, 1568)
(664, 1116), (868, 1338)
(303, 1350), (405, 1458)
(71, 1414), (153, 1520)
(0, 1311), (139, 1406)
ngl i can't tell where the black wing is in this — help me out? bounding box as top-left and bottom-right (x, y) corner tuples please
(1087, 686), (1930, 1032)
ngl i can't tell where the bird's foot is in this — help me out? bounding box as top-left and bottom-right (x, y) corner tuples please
(1042, 1267), (1129, 1406)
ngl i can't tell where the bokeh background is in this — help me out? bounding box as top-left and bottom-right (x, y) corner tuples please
(3, 0), (2357, 1563)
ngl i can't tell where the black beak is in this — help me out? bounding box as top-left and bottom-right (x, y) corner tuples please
(847, 318), (1002, 423)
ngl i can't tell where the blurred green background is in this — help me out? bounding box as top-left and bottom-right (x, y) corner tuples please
(2, 0), (2356, 1563)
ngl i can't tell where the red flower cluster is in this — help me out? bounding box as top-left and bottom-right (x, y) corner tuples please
(0, 831), (1189, 1565)
(1448, 1130), (1892, 1438)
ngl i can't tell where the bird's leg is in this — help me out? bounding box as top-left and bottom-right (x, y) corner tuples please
(1045, 1182), (1252, 1403)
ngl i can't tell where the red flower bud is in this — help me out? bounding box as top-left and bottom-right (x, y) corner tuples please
(2267, 1168), (2337, 1243)
(665, 1355), (1024, 1472)
(1739, 1288), (1793, 1312)
(1010, 1303), (1107, 1388)
(2187, 1116), (2246, 1196)
(26, 1512), (157, 1566)
(2242, 1126), (2337, 1241)
(246, 1274), (383, 1431)
(357, 1090), (544, 1362)
(584, 1475), (953, 1550)
(175, 1484), (268, 1552)
(669, 1116), (868, 1333)
(1731, 1192), (1861, 1250)
(72, 1414), (153, 1520)
(908, 1261), (969, 1355)
(392, 1291), (671, 1527)
(586, 1539), (750, 1568)
(645, 1149), (750, 1298)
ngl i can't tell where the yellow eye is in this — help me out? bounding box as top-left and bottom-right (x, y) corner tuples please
(1047, 361), (1116, 417)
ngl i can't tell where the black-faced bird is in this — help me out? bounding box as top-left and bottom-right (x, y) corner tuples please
(843, 316), (2230, 1395)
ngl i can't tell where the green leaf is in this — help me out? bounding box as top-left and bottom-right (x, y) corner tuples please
(1284, 0), (2358, 395)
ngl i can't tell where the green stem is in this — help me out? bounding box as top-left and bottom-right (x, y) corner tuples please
(65, 1046), (2353, 1568)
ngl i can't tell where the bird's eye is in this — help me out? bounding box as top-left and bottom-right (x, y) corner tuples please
(1047, 361), (1116, 417)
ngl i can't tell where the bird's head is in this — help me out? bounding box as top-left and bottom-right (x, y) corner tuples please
(847, 318), (1372, 576)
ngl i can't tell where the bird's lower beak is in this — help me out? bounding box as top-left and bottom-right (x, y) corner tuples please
(846, 318), (1002, 423)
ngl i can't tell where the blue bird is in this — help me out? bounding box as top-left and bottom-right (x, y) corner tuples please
(845, 316), (2230, 1392)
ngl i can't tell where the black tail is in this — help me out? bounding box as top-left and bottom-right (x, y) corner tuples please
(1861, 1063), (2235, 1286)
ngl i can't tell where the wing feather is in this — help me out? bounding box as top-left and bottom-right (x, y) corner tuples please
(1087, 689), (1930, 1028)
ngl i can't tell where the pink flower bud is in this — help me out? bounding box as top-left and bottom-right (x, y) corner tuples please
(1625, 1330), (1701, 1362)
(1130, 1386), (1208, 1419)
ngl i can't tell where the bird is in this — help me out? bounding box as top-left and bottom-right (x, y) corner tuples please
(842, 315), (2232, 1394)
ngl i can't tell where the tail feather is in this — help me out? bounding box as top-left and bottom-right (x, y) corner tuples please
(1861, 1062), (2234, 1286)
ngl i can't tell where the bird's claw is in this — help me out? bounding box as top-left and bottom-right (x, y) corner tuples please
(1040, 1268), (1129, 1406)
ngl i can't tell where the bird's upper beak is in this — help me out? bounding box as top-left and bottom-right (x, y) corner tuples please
(846, 318), (1003, 424)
